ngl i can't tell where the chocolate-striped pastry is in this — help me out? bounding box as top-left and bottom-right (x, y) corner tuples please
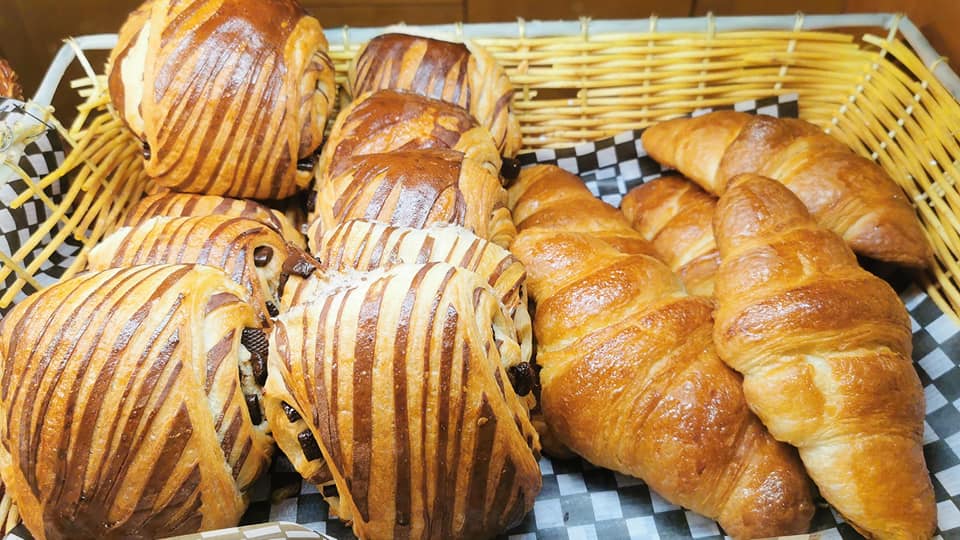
(88, 215), (291, 324)
(108, 0), (336, 199)
(349, 33), (520, 157)
(124, 192), (306, 248)
(310, 149), (516, 248)
(318, 89), (502, 180)
(0, 58), (23, 100)
(291, 219), (533, 372)
(0, 264), (273, 539)
(264, 262), (542, 539)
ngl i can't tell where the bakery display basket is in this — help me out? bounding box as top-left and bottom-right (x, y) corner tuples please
(1, 10), (960, 540)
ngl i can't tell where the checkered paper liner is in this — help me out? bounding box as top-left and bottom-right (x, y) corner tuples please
(0, 98), (80, 314)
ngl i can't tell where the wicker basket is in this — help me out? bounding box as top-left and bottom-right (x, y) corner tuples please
(2, 12), (960, 324)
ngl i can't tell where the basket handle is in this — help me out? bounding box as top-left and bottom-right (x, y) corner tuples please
(32, 34), (118, 107)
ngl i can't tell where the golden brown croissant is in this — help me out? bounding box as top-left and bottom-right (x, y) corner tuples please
(509, 165), (661, 258)
(108, 0), (336, 199)
(318, 89), (502, 179)
(0, 264), (273, 539)
(621, 175), (719, 296)
(310, 149), (516, 248)
(88, 215), (292, 325)
(509, 165), (814, 538)
(264, 262), (542, 539)
(0, 58), (23, 100)
(349, 33), (521, 157)
(641, 111), (931, 267)
(123, 192), (305, 248)
(712, 174), (936, 539)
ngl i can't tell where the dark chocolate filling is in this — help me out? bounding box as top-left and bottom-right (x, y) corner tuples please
(241, 328), (269, 386)
(245, 395), (262, 425)
(506, 362), (535, 397)
(142, 141), (151, 160)
(265, 300), (280, 317)
(297, 155), (317, 172)
(500, 156), (521, 183)
(281, 401), (302, 422)
(305, 190), (317, 212)
(298, 429), (323, 461)
(253, 246), (274, 267)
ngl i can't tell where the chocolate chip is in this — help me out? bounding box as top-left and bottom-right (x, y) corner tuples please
(321, 483), (339, 498)
(142, 141), (151, 160)
(265, 301), (280, 317)
(506, 362), (535, 396)
(253, 246), (274, 267)
(297, 155), (317, 172)
(298, 430), (322, 461)
(281, 401), (301, 422)
(500, 156), (521, 182)
(246, 394), (263, 425)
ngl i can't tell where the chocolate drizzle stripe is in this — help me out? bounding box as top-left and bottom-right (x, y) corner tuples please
(205, 330), (235, 391)
(434, 303), (459, 538)
(463, 395), (498, 536)
(349, 275), (389, 521)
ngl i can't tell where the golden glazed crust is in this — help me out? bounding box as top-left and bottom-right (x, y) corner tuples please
(508, 165), (814, 539)
(88, 215), (292, 325)
(0, 264), (273, 539)
(264, 262), (541, 539)
(640, 112), (931, 267)
(349, 33), (521, 156)
(311, 149), (516, 248)
(318, 89), (502, 180)
(123, 192), (305, 248)
(621, 176), (719, 297)
(712, 174), (936, 539)
(107, 0), (336, 199)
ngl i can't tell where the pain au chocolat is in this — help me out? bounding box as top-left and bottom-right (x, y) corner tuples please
(0, 264), (273, 539)
(317, 89), (503, 180)
(310, 149), (516, 248)
(123, 192), (306, 248)
(264, 262), (541, 540)
(349, 33), (521, 157)
(108, 0), (336, 199)
(88, 215), (293, 325)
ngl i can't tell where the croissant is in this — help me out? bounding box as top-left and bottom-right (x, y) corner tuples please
(108, 0), (336, 199)
(509, 165), (814, 538)
(264, 262), (542, 539)
(123, 192), (305, 248)
(0, 264), (273, 539)
(88, 215), (292, 325)
(0, 58), (23, 100)
(310, 149), (516, 248)
(349, 33), (521, 157)
(509, 165), (660, 258)
(621, 175), (719, 296)
(641, 111), (931, 267)
(318, 89), (502, 180)
(712, 174), (936, 539)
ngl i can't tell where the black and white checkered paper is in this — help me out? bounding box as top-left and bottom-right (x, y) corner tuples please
(0, 98), (80, 313)
(234, 94), (960, 540)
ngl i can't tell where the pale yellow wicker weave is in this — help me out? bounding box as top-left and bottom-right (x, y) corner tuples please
(2, 13), (959, 325)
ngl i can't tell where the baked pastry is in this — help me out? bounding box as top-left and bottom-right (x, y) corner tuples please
(0, 58), (23, 100)
(641, 111), (931, 267)
(0, 264), (273, 539)
(264, 262), (542, 539)
(108, 0), (336, 199)
(711, 174), (936, 538)
(621, 176), (719, 296)
(349, 33), (521, 157)
(310, 149), (516, 248)
(509, 165), (814, 538)
(88, 215), (291, 324)
(292, 219), (532, 370)
(509, 165), (661, 258)
(123, 192), (305, 248)
(318, 89), (502, 180)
